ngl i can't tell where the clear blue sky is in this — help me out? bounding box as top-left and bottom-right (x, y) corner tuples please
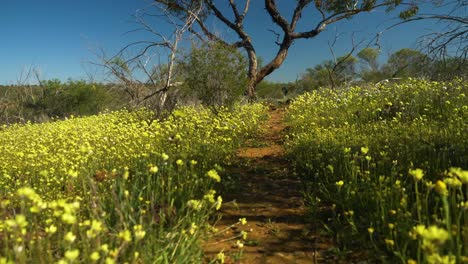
(0, 0), (446, 85)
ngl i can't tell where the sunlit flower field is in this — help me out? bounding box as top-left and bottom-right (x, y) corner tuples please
(286, 79), (467, 263)
(0, 104), (267, 263)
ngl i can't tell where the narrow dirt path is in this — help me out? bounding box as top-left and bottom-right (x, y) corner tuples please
(203, 106), (333, 263)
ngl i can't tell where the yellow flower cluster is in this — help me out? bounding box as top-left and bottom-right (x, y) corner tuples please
(0, 104), (268, 263)
(286, 79), (467, 262)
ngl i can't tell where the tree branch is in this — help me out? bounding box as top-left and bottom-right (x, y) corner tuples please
(291, 0), (311, 31)
(265, 0), (290, 34)
(206, 1), (245, 37)
(229, 0), (251, 27)
(267, 29), (281, 46)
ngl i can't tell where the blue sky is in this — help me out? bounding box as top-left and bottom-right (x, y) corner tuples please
(0, 0), (447, 84)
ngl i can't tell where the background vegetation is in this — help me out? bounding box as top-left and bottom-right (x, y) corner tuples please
(257, 48), (467, 101)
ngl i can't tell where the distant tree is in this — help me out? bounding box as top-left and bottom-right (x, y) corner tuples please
(148, 0), (421, 99)
(357, 47), (380, 72)
(333, 55), (358, 86)
(381, 1), (467, 81)
(298, 54), (358, 90)
(299, 62), (333, 90)
(430, 57), (467, 80)
(382, 48), (429, 78)
(356, 47), (388, 82)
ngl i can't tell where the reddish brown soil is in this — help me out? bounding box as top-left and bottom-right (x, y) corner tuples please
(203, 107), (334, 263)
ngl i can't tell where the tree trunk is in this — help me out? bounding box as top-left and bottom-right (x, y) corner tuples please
(246, 47), (258, 100)
(257, 47), (289, 83)
(245, 40), (291, 100)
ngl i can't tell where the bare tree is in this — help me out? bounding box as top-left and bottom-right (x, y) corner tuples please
(392, 0), (467, 59)
(0, 65), (45, 124)
(152, 0), (419, 99)
(96, 1), (202, 111)
(325, 32), (365, 89)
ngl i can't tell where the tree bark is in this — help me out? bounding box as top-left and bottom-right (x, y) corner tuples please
(245, 45), (258, 99)
(257, 46), (290, 85)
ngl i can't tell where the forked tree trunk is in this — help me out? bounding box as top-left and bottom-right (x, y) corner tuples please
(245, 42), (290, 100)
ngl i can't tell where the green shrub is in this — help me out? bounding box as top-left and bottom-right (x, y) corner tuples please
(29, 79), (113, 117)
(181, 42), (248, 108)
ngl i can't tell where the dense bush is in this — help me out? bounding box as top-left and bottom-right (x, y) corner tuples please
(286, 79), (467, 263)
(27, 79), (114, 117)
(0, 80), (120, 124)
(181, 42), (248, 108)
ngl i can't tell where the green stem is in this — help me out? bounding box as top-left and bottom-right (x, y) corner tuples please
(442, 196), (453, 250)
(414, 181), (421, 223)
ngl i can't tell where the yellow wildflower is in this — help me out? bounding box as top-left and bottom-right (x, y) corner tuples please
(65, 249), (80, 261)
(90, 251), (100, 261)
(447, 167), (468, 183)
(100, 244), (109, 253)
(45, 224), (57, 234)
(241, 230), (248, 240)
(65, 232), (76, 243)
(118, 229), (132, 242)
(361, 147), (369, 154)
(409, 168), (424, 181)
(187, 200), (202, 211)
(385, 239), (394, 247)
(133, 225), (146, 240)
(235, 240), (244, 249)
(189, 223), (197, 235)
(216, 252), (225, 264)
(207, 169), (221, 182)
(148, 165), (158, 174)
(216, 196), (223, 210)
(435, 180), (448, 196)
(239, 218), (247, 225)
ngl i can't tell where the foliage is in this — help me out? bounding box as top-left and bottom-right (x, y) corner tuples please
(430, 57), (468, 81)
(296, 48), (465, 92)
(333, 55), (358, 85)
(382, 48), (429, 78)
(181, 42), (248, 108)
(298, 55), (358, 90)
(0, 80), (118, 124)
(357, 47), (380, 72)
(0, 104), (268, 263)
(256, 81), (289, 99)
(38, 80), (113, 117)
(286, 79), (467, 262)
(299, 63), (333, 91)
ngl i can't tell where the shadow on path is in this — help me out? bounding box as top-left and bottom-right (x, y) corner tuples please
(203, 107), (335, 264)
